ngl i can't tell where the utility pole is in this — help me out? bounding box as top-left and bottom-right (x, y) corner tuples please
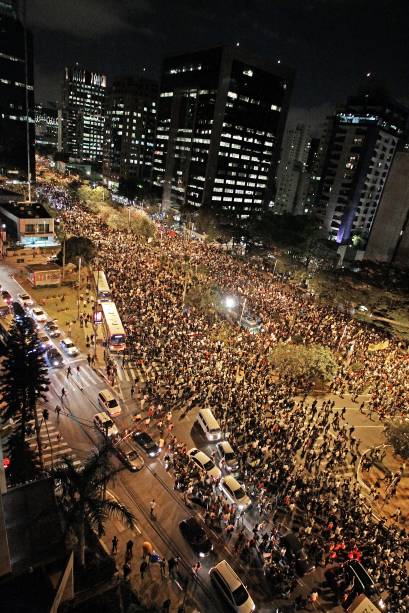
(238, 297), (247, 326)
(77, 256), (82, 318)
(62, 234), (66, 282)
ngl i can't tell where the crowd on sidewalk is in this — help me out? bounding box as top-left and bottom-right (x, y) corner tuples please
(44, 185), (408, 611)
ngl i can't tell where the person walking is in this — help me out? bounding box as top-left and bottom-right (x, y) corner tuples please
(130, 385), (135, 398)
(126, 539), (134, 559)
(150, 499), (157, 519)
(61, 387), (66, 400)
(140, 559), (148, 580)
(55, 405), (61, 420)
(111, 535), (118, 554)
(160, 557), (167, 579)
(67, 366), (72, 378)
(123, 561), (131, 581)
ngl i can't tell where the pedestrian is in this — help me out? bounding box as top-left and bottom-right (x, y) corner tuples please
(160, 557), (167, 578)
(130, 385), (135, 398)
(192, 561), (201, 576)
(150, 499), (157, 519)
(67, 366), (72, 378)
(111, 535), (118, 554)
(55, 405), (61, 419)
(123, 561), (131, 581)
(161, 599), (171, 613)
(126, 539), (134, 558)
(140, 559), (148, 579)
(61, 387), (66, 400)
(87, 353), (91, 366)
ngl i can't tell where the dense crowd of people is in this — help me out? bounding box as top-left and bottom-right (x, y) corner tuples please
(45, 182), (408, 612)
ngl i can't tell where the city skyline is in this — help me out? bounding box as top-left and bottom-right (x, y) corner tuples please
(27, 0), (409, 116)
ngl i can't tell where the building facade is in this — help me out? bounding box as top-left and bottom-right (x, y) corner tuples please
(0, 10), (35, 183)
(316, 94), (408, 243)
(364, 151), (409, 266)
(152, 46), (292, 223)
(35, 102), (60, 154)
(62, 65), (106, 164)
(102, 77), (158, 191)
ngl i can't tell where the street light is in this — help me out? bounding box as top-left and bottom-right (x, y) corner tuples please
(224, 296), (236, 309)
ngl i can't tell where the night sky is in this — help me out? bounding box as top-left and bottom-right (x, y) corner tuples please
(27, 0), (409, 122)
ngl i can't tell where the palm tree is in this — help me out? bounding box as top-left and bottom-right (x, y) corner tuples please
(51, 444), (134, 566)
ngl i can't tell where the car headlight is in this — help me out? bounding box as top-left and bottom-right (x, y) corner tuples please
(378, 599), (386, 610)
(149, 452), (155, 457)
(53, 361), (58, 366)
(199, 552), (205, 558)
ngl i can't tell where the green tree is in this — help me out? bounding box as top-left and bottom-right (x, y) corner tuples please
(0, 316), (50, 482)
(52, 445), (135, 566)
(250, 212), (322, 257)
(56, 235), (96, 265)
(385, 421), (409, 459)
(118, 178), (139, 201)
(268, 342), (337, 389)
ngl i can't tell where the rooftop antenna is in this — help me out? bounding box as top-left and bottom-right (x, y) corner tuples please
(22, 0), (32, 203)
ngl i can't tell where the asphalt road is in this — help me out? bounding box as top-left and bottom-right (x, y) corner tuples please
(0, 264), (388, 612)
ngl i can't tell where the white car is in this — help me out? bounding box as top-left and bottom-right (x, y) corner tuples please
(18, 293), (34, 307)
(187, 448), (221, 480)
(31, 307), (47, 322)
(209, 560), (255, 613)
(219, 476), (251, 510)
(60, 337), (79, 357)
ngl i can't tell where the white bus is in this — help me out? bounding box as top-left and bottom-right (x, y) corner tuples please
(100, 301), (126, 352)
(93, 270), (112, 302)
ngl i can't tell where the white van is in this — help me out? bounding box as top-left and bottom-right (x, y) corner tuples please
(197, 408), (222, 442)
(98, 389), (122, 417)
(209, 560), (255, 612)
(94, 412), (119, 438)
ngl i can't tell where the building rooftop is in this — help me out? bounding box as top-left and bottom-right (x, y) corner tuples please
(0, 200), (53, 219)
(26, 263), (61, 272)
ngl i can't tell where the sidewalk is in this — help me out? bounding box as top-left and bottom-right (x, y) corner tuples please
(359, 446), (408, 525)
(100, 500), (200, 612)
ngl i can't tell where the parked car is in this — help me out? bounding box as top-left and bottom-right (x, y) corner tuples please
(132, 431), (161, 458)
(37, 331), (51, 353)
(18, 293), (34, 307)
(31, 306), (47, 323)
(45, 346), (64, 368)
(114, 438), (144, 472)
(98, 389), (121, 417)
(219, 476), (251, 510)
(187, 448), (221, 480)
(60, 337), (79, 357)
(44, 320), (61, 338)
(94, 412), (119, 439)
(216, 440), (239, 472)
(179, 517), (213, 557)
(209, 560), (255, 612)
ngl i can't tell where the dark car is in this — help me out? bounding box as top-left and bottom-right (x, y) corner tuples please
(45, 346), (64, 368)
(44, 320), (61, 338)
(281, 532), (315, 577)
(179, 517), (213, 557)
(132, 431), (161, 458)
(12, 301), (26, 321)
(1, 290), (12, 304)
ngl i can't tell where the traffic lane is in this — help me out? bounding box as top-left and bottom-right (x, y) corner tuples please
(113, 468), (224, 613)
(46, 362), (107, 455)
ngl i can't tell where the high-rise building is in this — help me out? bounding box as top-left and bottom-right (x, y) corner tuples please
(0, 9), (35, 183)
(364, 151), (409, 265)
(316, 93), (408, 243)
(102, 77), (158, 191)
(35, 101), (60, 154)
(152, 46), (293, 223)
(62, 65), (107, 164)
(275, 124), (315, 215)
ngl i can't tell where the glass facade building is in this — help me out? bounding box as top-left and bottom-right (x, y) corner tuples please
(153, 46), (293, 223)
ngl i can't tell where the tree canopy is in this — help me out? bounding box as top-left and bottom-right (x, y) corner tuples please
(250, 212), (322, 253)
(268, 342), (338, 389)
(57, 235), (96, 265)
(0, 316), (49, 483)
(385, 421), (409, 459)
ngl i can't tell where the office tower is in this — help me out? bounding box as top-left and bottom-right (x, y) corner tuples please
(35, 102), (59, 154)
(316, 93), (408, 243)
(0, 0), (17, 18)
(364, 151), (409, 265)
(0, 9), (35, 183)
(62, 65), (107, 164)
(152, 46), (293, 222)
(275, 123), (317, 215)
(102, 77), (158, 191)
